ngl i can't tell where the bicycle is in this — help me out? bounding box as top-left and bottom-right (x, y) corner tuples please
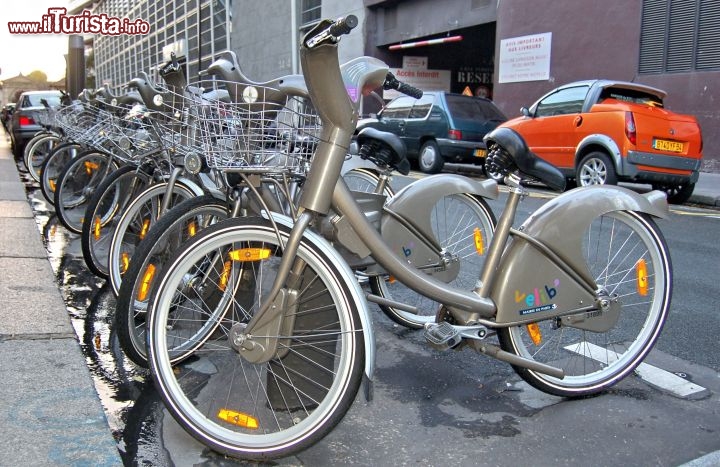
(144, 16), (670, 460)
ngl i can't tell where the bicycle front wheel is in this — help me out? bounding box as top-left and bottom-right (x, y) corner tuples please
(370, 193), (496, 328)
(54, 150), (119, 233)
(147, 217), (365, 460)
(24, 133), (60, 182)
(498, 210), (672, 397)
(40, 142), (82, 204)
(115, 194), (228, 367)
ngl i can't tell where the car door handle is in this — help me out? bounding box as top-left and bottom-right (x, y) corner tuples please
(573, 115), (583, 127)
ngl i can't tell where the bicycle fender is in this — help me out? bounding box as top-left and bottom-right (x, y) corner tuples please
(380, 175), (498, 274)
(491, 185), (668, 325)
(266, 211), (376, 397)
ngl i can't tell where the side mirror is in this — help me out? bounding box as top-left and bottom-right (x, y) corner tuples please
(521, 107), (531, 117)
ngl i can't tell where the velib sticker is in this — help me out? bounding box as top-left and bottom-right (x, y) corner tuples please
(515, 279), (560, 315)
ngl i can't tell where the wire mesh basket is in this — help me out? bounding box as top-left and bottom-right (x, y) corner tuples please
(151, 81), (321, 174)
(98, 100), (161, 161)
(54, 102), (114, 147)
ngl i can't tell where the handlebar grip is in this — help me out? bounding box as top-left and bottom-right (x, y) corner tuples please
(396, 81), (423, 99)
(328, 15), (359, 37)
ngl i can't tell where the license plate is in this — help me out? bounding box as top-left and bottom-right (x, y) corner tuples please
(474, 148), (487, 158)
(653, 139), (684, 153)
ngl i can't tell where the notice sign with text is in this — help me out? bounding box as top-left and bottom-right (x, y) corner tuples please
(498, 32), (552, 83)
(384, 68), (451, 100)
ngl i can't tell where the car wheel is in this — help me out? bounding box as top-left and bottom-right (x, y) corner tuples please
(576, 152), (617, 186)
(652, 182), (695, 205)
(418, 140), (444, 174)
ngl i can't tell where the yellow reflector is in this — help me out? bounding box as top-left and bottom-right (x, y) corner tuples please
(388, 275), (396, 284)
(187, 221), (197, 237)
(120, 252), (130, 274)
(93, 216), (102, 240)
(139, 218), (150, 240)
(84, 161), (99, 175)
(636, 259), (648, 296)
(49, 179), (56, 192)
(218, 260), (231, 291)
(228, 248), (271, 262)
(137, 264), (156, 301)
(217, 409), (259, 429)
(473, 227), (485, 255)
(527, 322), (542, 345)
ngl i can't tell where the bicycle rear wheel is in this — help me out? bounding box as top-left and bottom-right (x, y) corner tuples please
(147, 217), (365, 460)
(370, 193), (496, 328)
(498, 210), (672, 397)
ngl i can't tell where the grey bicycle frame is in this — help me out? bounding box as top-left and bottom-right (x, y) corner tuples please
(244, 25), (670, 380)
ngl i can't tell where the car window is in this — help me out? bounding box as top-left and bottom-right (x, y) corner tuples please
(380, 96), (415, 119)
(534, 85), (589, 117)
(445, 95), (506, 121)
(24, 93), (62, 107)
(598, 87), (664, 108)
(408, 95), (433, 119)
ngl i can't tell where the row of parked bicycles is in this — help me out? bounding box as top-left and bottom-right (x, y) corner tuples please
(21, 16), (674, 461)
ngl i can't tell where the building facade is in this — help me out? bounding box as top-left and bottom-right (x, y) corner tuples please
(81, 0), (720, 171)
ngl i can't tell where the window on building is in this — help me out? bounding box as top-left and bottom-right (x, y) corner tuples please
(300, 0), (321, 31)
(639, 0), (720, 73)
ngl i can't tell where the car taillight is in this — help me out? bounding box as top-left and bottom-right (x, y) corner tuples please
(448, 129), (462, 140)
(19, 115), (35, 126)
(625, 112), (636, 145)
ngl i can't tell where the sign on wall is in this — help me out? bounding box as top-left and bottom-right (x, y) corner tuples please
(498, 32), (552, 83)
(384, 68), (451, 99)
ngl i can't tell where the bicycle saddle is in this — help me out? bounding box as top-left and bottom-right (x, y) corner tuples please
(356, 127), (411, 175)
(484, 127), (566, 191)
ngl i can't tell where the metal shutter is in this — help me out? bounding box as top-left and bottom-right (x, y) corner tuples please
(640, 0), (668, 74)
(697, 0), (720, 69)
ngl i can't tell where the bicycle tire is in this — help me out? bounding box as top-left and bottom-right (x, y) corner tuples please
(115, 194), (228, 367)
(370, 193), (496, 328)
(40, 142), (82, 205)
(497, 210), (672, 397)
(146, 216), (365, 460)
(81, 165), (152, 278)
(107, 180), (197, 296)
(54, 150), (119, 234)
(23, 132), (60, 182)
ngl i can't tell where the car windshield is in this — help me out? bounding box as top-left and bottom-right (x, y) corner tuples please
(25, 93), (62, 107)
(445, 95), (506, 121)
(599, 87), (664, 108)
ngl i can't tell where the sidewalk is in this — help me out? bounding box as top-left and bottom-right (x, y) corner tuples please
(0, 136), (122, 466)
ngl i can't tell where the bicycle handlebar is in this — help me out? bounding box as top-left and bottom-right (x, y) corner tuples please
(305, 15), (359, 48)
(383, 72), (423, 99)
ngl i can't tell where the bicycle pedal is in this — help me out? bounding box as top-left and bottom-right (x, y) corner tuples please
(423, 321), (462, 350)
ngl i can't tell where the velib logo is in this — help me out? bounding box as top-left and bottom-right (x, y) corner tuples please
(515, 279), (560, 315)
(401, 241), (415, 258)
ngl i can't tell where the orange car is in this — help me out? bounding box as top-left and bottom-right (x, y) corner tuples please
(499, 80), (703, 203)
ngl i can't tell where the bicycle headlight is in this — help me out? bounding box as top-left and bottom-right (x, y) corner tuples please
(184, 153), (203, 174)
(242, 86), (258, 103)
(153, 94), (164, 107)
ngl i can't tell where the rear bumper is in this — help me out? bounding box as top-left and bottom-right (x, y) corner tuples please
(437, 138), (487, 162)
(621, 150), (701, 184)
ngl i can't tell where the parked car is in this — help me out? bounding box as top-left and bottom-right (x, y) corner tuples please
(9, 90), (64, 158)
(1, 103), (15, 132)
(499, 79), (703, 203)
(356, 91), (507, 174)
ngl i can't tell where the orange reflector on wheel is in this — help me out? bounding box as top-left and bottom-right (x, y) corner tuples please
(49, 179), (56, 192)
(474, 227), (485, 255)
(139, 218), (150, 240)
(93, 216), (102, 240)
(219, 260), (231, 291)
(217, 409), (259, 429)
(228, 248), (270, 262)
(527, 322), (542, 345)
(636, 259), (648, 296)
(120, 252), (130, 274)
(137, 264), (156, 301)
(84, 161), (99, 175)
(187, 220), (197, 237)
